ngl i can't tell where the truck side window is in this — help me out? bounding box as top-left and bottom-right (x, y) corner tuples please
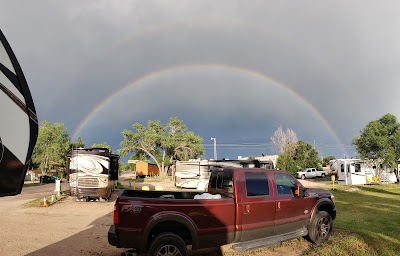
(245, 172), (269, 197)
(274, 173), (297, 195)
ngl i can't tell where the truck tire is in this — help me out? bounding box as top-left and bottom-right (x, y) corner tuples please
(321, 173), (326, 178)
(301, 174), (306, 180)
(148, 233), (188, 256)
(307, 211), (332, 244)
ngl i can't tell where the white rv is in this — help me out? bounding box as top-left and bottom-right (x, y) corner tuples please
(67, 148), (119, 201)
(330, 159), (375, 185)
(330, 158), (397, 185)
(174, 158), (274, 190)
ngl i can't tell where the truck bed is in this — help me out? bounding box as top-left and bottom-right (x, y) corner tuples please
(115, 189), (236, 250)
(120, 189), (231, 200)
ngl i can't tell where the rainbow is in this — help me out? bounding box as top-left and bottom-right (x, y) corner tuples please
(71, 63), (347, 156)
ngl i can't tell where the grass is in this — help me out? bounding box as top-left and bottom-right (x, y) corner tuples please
(329, 184), (400, 255)
(194, 183), (400, 256)
(280, 183), (400, 256)
(23, 182), (41, 188)
(23, 190), (70, 207)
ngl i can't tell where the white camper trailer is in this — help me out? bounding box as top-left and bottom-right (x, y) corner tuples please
(174, 158), (274, 190)
(329, 159), (375, 185)
(330, 158), (398, 185)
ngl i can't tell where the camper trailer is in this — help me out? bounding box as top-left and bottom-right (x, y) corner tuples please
(329, 159), (375, 185)
(330, 158), (398, 185)
(174, 158), (274, 190)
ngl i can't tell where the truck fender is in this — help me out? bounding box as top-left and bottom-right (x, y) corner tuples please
(310, 199), (336, 221)
(143, 211), (199, 250)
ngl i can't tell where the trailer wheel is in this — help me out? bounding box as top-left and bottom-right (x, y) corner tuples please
(148, 233), (188, 256)
(306, 211), (332, 244)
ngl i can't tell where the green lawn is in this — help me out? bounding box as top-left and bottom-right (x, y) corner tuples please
(325, 184), (400, 256)
(195, 183), (400, 256)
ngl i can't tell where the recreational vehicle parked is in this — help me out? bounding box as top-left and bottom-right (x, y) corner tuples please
(329, 159), (397, 185)
(329, 159), (374, 185)
(67, 148), (119, 201)
(174, 158), (274, 190)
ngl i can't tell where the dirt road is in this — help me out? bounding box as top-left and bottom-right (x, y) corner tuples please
(0, 178), (326, 256)
(0, 189), (125, 256)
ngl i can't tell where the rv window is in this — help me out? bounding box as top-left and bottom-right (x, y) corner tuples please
(341, 164), (344, 172)
(354, 163), (361, 172)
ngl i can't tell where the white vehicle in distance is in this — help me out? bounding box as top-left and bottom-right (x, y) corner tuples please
(297, 168), (328, 179)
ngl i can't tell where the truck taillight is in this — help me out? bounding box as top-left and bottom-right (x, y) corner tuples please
(113, 204), (119, 225)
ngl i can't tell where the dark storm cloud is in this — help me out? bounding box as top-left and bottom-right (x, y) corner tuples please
(2, 1), (400, 159)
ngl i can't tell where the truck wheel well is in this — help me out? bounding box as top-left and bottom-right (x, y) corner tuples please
(148, 221), (192, 249)
(318, 204), (335, 220)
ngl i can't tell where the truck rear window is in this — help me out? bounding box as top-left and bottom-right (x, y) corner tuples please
(245, 172), (269, 196)
(209, 171), (233, 190)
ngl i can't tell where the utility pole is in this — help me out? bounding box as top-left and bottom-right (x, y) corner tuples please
(211, 137), (217, 160)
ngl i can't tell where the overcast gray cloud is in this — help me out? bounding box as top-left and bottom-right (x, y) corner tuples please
(2, 1), (400, 160)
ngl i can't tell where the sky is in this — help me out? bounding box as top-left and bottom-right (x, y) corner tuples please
(2, 1), (400, 162)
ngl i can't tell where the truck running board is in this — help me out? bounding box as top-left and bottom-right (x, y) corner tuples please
(232, 228), (308, 252)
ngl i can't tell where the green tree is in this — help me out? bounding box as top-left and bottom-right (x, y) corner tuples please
(272, 126), (298, 174)
(276, 153), (297, 174)
(293, 140), (321, 171)
(119, 117), (204, 174)
(72, 136), (85, 148)
(322, 156), (336, 167)
(92, 142), (113, 153)
(118, 162), (128, 172)
(353, 113), (400, 170)
(276, 140), (321, 174)
(32, 120), (71, 174)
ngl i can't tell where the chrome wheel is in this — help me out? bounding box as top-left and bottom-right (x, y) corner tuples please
(149, 233), (188, 256)
(316, 216), (331, 240)
(155, 244), (182, 256)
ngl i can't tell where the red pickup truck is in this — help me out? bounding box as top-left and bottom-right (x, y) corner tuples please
(108, 168), (336, 256)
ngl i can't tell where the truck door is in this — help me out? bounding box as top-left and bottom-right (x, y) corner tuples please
(311, 168), (316, 178)
(273, 173), (312, 235)
(239, 171), (275, 241)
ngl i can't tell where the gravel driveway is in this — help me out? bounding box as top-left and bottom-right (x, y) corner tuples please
(0, 189), (125, 256)
(0, 178), (327, 256)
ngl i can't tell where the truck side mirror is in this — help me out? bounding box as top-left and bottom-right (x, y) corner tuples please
(294, 185), (305, 197)
(294, 185), (300, 196)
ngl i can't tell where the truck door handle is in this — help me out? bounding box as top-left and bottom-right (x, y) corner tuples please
(277, 202), (281, 209)
(245, 205), (250, 213)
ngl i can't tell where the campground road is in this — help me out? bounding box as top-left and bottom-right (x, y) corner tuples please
(0, 184), (125, 256)
(0, 179), (326, 256)
(0, 182), (68, 203)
